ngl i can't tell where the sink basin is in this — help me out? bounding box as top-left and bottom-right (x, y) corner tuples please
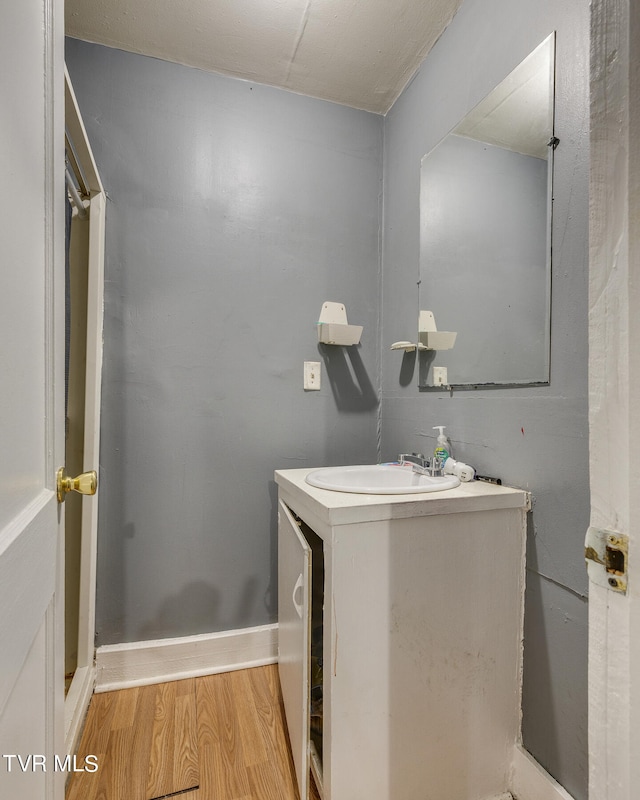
(305, 464), (460, 494)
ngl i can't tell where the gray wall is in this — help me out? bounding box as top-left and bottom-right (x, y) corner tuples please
(65, 39), (382, 644)
(381, 1), (589, 798)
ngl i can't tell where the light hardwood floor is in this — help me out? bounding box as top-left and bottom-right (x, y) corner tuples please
(66, 664), (320, 800)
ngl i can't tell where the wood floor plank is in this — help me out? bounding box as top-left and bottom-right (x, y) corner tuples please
(247, 760), (299, 800)
(195, 672), (220, 751)
(146, 682), (176, 799)
(146, 680), (199, 799)
(173, 680), (200, 792)
(203, 674), (252, 799)
(75, 690), (118, 758)
(102, 726), (136, 800)
(247, 664), (278, 712)
(111, 686), (140, 730)
(65, 753), (105, 800)
(196, 743), (216, 799)
(66, 691), (118, 800)
(130, 684), (159, 800)
(249, 665), (300, 794)
(228, 670), (268, 768)
(257, 663), (282, 706)
(212, 739), (253, 799)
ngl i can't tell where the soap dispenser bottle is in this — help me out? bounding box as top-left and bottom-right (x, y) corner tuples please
(433, 426), (451, 463)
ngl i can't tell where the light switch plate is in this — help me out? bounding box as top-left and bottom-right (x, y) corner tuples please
(304, 361), (321, 390)
(433, 366), (448, 386)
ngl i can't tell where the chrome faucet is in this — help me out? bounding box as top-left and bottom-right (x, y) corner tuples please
(411, 456), (444, 477)
(398, 452), (444, 477)
(398, 453), (429, 468)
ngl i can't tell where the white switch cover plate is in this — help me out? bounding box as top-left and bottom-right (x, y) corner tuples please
(304, 361), (321, 390)
(433, 366), (448, 386)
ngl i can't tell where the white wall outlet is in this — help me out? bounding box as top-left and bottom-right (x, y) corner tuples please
(433, 366), (448, 386)
(304, 361), (321, 390)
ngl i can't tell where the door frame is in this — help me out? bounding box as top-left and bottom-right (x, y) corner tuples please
(588, 0), (640, 796)
(63, 70), (106, 757)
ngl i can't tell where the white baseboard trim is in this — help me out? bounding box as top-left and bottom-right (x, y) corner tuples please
(511, 744), (576, 800)
(95, 623), (278, 693)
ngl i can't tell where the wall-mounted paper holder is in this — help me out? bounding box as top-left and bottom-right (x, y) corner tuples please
(317, 301), (363, 345)
(418, 310), (457, 350)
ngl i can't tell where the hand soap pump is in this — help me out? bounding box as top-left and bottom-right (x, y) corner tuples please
(433, 426), (451, 463)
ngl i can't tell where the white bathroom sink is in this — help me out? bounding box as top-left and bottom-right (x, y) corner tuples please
(305, 464), (460, 494)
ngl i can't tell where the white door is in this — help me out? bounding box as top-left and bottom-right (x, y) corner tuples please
(0, 1), (65, 798)
(278, 499), (312, 800)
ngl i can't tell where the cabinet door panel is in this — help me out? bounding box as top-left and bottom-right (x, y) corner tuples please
(278, 499), (311, 800)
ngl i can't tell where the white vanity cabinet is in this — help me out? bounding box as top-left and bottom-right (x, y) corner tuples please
(275, 468), (529, 800)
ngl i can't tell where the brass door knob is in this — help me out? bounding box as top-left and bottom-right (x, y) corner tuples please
(56, 468), (98, 503)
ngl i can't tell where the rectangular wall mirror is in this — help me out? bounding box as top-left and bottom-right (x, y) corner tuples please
(418, 33), (556, 388)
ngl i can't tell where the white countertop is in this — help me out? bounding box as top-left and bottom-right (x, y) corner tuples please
(275, 467), (530, 528)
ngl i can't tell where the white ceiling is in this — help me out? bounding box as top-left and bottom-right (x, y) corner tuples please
(65, 0), (463, 114)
